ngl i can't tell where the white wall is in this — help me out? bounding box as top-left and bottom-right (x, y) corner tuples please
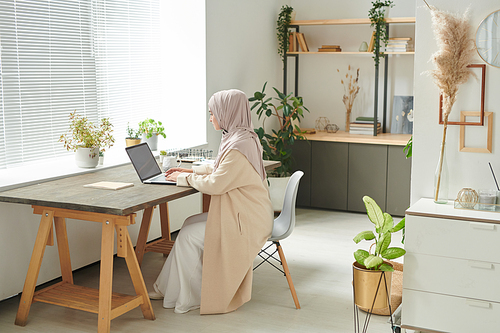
(206, 0), (289, 153)
(411, 0), (500, 203)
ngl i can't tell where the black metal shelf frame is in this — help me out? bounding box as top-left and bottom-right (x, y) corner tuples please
(283, 23), (394, 136)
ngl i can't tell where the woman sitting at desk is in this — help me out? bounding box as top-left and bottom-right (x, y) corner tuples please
(149, 89), (273, 314)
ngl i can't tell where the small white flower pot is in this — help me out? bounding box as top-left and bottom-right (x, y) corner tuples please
(75, 147), (99, 168)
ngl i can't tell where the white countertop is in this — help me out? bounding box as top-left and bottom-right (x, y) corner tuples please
(407, 198), (500, 224)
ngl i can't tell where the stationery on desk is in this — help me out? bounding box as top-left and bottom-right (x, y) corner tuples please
(83, 181), (134, 190)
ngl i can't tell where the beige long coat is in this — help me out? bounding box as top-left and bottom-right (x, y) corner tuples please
(178, 149), (273, 314)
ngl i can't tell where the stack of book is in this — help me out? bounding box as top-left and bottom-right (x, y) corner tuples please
(349, 117), (381, 135)
(289, 32), (309, 52)
(385, 37), (412, 52)
(318, 45), (341, 52)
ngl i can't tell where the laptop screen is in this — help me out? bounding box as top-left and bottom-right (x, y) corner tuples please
(125, 143), (162, 181)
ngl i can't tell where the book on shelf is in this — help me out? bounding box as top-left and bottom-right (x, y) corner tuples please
(355, 116), (379, 122)
(318, 48), (342, 52)
(368, 32), (376, 52)
(389, 37), (412, 41)
(349, 127), (382, 135)
(296, 32), (309, 52)
(289, 32), (299, 52)
(350, 122), (381, 128)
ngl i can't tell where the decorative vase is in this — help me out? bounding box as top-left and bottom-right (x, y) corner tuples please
(75, 147), (99, 168)
(352, 261), (393, 310)
(434, 143), (449, 204)
(142, 133), (158, 151)
(359, 41), (368, 52)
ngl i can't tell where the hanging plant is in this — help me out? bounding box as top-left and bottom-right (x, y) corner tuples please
(368, 0), (394, 66)
(277, 5), (294, 66)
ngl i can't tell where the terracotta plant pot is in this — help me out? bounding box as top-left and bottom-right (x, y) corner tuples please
(352, 261), (393, 310)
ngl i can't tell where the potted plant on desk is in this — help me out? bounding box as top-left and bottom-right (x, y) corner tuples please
(138, 118), (166, 151)
(249, 82), (309, 211)
(352, 195), (405, 316)
(59, 111), (115, 168)
(126, 123), (141, 147)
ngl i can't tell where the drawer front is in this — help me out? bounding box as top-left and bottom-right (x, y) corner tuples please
(403, 253), (500, 303)
(406, 215), (500, 262)
(402, 289), (500, 333)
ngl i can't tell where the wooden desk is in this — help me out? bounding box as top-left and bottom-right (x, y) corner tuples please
(0, 159), (280, 332)
(0, 163), (197, 333)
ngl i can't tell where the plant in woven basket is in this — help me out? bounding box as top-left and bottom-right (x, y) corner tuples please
(338, 65), (360, 131)
(353, 196), (406, 271)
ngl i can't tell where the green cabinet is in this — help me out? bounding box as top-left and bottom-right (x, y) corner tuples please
(348, 143), (388, 213)
(311, 141), (348, 210)
(292, 140), (411, 216)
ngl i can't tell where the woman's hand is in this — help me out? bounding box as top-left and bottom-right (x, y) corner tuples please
(165, 167), (192, 176)
(165, 171), (181, 182)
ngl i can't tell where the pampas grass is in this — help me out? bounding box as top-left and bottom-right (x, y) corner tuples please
(425, 1), (475, 202)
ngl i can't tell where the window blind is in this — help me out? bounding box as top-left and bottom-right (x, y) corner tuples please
(0, 0), (97, 168)
(0, 0), (206, 170)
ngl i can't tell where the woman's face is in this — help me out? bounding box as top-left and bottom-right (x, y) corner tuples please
(209, 109), (221, 131)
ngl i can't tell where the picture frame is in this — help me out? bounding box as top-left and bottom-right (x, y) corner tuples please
(439, 64), (486, 126)
(459, 111), (493, 153)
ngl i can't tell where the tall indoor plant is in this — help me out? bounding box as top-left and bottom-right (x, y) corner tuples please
(249, 82), (309, 178)
(59, 111), (114, 168)
(249, 82), (309, 211)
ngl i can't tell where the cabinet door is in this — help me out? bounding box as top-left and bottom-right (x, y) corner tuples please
(311, 141), (348, 210)
(348, 143), (387, 212)
(386, 145), (411, 216)
(291, 139), (311, 207)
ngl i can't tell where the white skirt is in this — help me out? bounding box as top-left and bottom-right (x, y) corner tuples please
(153, 212), (207, 313)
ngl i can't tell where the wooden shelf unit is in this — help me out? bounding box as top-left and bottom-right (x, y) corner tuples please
(283, 16), (416, 136)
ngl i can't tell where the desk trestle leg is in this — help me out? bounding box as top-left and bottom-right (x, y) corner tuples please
(15, 209), (55, 326)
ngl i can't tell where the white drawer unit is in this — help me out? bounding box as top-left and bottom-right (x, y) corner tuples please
(403, 289), (500, 333)
(402, 198), (500, 332)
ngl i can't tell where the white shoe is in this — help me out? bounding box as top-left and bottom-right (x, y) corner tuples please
(148, 291), (164, 300)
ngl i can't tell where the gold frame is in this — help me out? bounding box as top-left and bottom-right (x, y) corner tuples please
(459, 111), (493, 153)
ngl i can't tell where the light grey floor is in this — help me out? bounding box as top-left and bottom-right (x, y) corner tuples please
(0, 208), (405, 333)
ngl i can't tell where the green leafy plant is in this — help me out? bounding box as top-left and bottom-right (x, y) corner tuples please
(59, 111), (115, 152)
(353, 195), (405, 271)
(249, 82), (309, 177)
(159, 150), (167, 156)
(368, 0), (394, 66)
(138, 118), (166, 139)
(404, 135), (412, 159)
(277, 5), (294, 66)
(126, 122), (141, 139)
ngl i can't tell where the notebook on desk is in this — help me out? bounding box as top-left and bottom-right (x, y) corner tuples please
(125, 142), (176, 185)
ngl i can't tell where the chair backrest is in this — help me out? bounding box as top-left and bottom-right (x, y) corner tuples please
(269, 170), (304, 241)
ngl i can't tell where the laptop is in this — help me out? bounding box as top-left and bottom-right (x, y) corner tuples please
(125, 142), (176, 185)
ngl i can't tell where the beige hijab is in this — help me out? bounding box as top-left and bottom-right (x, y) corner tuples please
(208, 89), (266, 181)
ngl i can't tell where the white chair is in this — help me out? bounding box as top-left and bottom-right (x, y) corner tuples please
(254, 170), (304, 309)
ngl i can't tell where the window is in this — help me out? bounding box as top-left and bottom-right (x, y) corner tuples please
(0, 0), (206, 170)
